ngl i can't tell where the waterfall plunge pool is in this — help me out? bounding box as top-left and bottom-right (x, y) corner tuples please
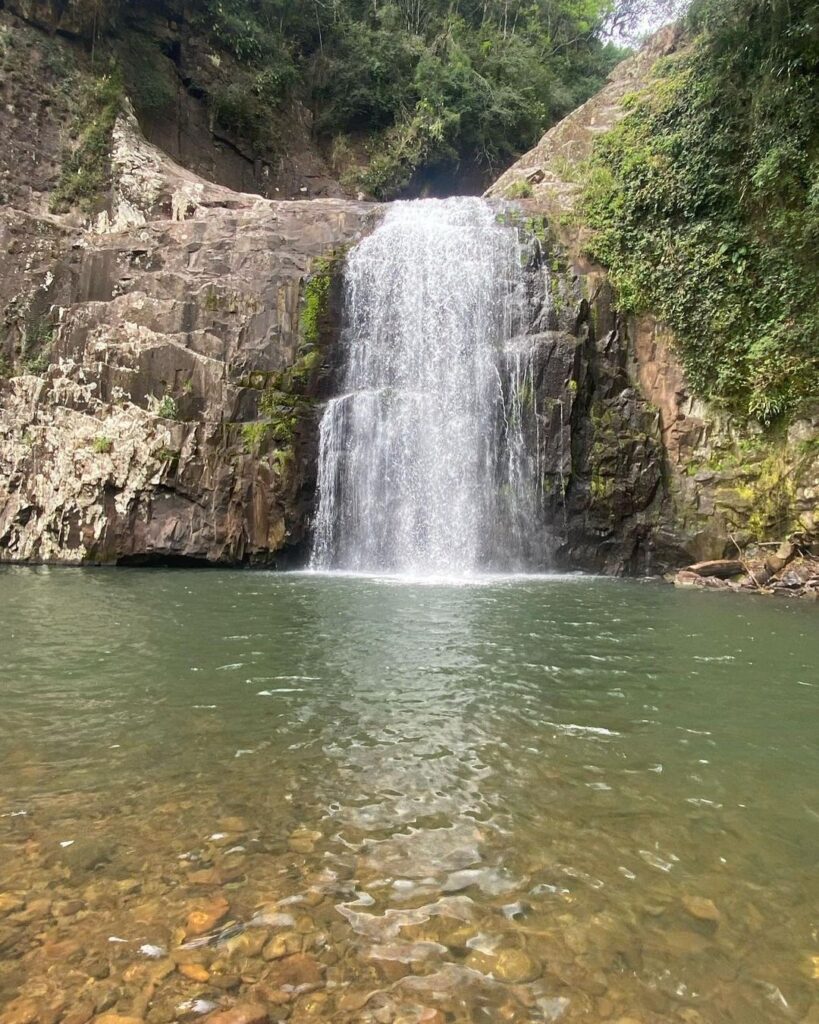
(1, 566), (817, 1023)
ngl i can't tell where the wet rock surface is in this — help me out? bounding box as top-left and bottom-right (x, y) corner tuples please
(487, 28), (818, 574)
(671, 545), (819, 600)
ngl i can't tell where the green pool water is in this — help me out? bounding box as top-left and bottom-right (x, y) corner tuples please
(0, 567), (816, 1023)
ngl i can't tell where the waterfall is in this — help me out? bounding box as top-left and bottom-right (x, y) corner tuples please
(310, 197), (547, 575)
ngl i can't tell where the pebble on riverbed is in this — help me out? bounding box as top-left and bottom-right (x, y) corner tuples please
(682, 895), (721, 925)
(184, 897), (230, 938)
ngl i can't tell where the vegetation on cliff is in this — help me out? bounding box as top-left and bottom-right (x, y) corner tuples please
(50, 68), (123, 213)
(50, 0), (632, 199)
(582, 0), (819, 423)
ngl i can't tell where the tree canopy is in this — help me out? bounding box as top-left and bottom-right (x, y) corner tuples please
(186, 0), (635, 195)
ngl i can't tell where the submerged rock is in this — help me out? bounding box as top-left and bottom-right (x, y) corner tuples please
(185, 897), (230, 937)
(682, 895), (721, 924)
(178, 962), (210, 982)
(59, 839), (115, 876)
(265, 952), (323, 989)
(201, 1005), (268, 1024)
(92, 1015), (145, 1024)
(0, 894), (25, 917)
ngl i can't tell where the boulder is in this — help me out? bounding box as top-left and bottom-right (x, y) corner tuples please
(684, 560), (745, 579)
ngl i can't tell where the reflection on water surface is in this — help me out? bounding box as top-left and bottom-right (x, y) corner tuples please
(0, 568), (817, 1023)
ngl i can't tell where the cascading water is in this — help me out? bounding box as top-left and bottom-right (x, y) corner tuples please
(310, 197), (547, 575)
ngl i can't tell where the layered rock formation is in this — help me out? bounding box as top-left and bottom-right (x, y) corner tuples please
(1, 14), (815, 572)
(0, 73), (377, 563)
(0, 0), (344, 203)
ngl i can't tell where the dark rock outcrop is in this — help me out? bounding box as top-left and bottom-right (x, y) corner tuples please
(489, 29), (818, 575)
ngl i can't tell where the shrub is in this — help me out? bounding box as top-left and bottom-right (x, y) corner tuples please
(581, 0), (819, 422)
(50, 68), (124, 214)
(505, 179), (533, 199)
(157, 394), (179, 419)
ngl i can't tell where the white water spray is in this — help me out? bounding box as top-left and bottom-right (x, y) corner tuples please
(311, 198), (546, 575)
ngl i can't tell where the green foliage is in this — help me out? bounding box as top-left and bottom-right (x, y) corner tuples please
(21, 313), (55, 375)
(118, 32), (176, 116)
(23, 314), (55, 352)
(212, 82), (279, 151)
(301, 253), (343, 348)
(22, 353), (51, 375)
(157, 394), (179, 419)
(505, 179), (533, 199)
(155, 445), (181, 464)
(50, 67), (123, 214)
(92, 435), (113, 453)
(582, 0), (819, 422)
(190, 0), (625, 196)
(241, 421), (270, 453)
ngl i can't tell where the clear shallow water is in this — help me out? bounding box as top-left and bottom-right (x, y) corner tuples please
(0, 568), (817, 1023)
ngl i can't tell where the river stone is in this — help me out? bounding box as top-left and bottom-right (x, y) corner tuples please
(0, 925), (19, 954)
(217, 816), (249, 833)
(62, 1003), (95, 1024)
(185, 895), (230, 936)
(60, 839), (114, 875)
(85, 956), (111, 979)
(55, 897), (85, 917)
(188, 868), (224, 886)
(287, 830), (322, 855)
(15, 897), (51, 924)
(682, 895), (721, 924)
(493, 949), (542, 984)
(201, 1005), (269, 1024)
(298, 992), (329, 1015)
(262, 932), (301, 961)
(0, 893), (25, 917)
(209, 971), (241, 990)
(94, 987), (122, 1014)
(0, 998), (41, 1024)
(266, 952), (323, 989)
(295, 914), (315, 934)
(93, 1016), (145, 1024)
(179, 962), (210, 982)
(223, 930), (268, 959)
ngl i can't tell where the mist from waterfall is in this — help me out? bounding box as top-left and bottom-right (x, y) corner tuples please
(310, 197), (547, 576)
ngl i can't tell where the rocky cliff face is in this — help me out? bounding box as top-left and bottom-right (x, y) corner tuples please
(488, 27), (818, 573)
(0, 80), (377, 564)
(1, 16), (815, 571)
(0, 1), (345, 204)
